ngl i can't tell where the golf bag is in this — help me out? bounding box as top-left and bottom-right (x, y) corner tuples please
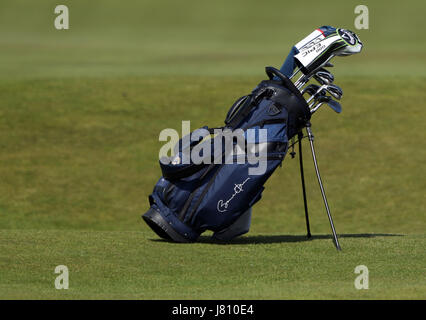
(142, 67), (311, 242)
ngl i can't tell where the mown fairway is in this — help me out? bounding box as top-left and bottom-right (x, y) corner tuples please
(0, 0), (425, 299)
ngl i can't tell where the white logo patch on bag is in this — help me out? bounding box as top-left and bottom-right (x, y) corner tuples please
(217, 178), (250, 213)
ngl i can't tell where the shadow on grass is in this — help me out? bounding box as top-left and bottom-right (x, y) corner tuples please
(151, 233), (403, 245)
(199, 233), (404, 245)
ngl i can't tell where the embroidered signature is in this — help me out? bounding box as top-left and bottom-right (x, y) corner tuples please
(217, 178), (250, 213)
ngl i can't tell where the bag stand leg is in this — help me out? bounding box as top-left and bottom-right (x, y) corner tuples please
(298, 131), (312, 238)
(305, 122), (342, 251)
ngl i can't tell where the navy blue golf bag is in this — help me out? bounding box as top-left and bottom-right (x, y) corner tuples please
(142, 67), (311, 242)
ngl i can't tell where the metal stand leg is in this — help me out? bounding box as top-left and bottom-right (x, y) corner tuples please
(298, 132), (312, 238)
(305, 122), (342, 251)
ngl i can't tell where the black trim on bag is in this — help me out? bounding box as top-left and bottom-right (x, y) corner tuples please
(225, 88), (272, 130)
(251, 79), (311, 138)
(225, 95), (255, 129)
(225, 95), (249, 125)
(162, 163), (207, 181)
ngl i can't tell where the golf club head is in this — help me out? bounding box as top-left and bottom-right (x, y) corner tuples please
(317, 67), (333, 74)
(294, 27), (363, 77)
(293, 26), (358, 74)
(325, 84), (343, 100)
(314, 70), (334, 85)
(301, 84), (320, 95)
(334, 28), (363, 56)
(328, 99), (342, 113)
(318, 69), (335, 82)
(317, 96), (342, 113)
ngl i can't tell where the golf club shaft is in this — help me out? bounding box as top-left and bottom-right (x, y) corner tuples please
(306, 85), (326, 103)
(310, 102), (323, 113)
(295, 74), (305, 87)
(295, 76), (306, 88)
(295, 55), (335, 89)
(290, 66), (301, 79)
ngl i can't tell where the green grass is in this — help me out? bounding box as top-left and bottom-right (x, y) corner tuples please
(0, 0), (425, 299)
(1, 230), (424, 299)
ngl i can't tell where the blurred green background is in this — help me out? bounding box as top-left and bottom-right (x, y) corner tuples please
(0, 0), (425, 299)
(0, 0), (425, 79)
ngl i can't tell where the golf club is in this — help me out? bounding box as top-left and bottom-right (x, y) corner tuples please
(308, 91), (327, 108)
(293, 28), (363, 92)
(304, 70), (337, 103)
(295, 58), (334, 89)
(325, 84), (343, 100)
(313, 70), (335, 86)
(310, 96), (342, 113)
(301, 83), (321, 95)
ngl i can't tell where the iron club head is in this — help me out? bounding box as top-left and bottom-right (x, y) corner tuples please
(313, 70), (334, 85)
(325, 84), (343, 100)
(301, 84), (321, 95)
(314, 96), (342, 113)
